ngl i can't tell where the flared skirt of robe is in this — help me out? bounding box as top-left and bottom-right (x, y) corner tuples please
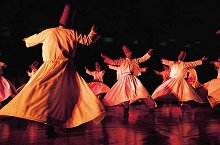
(102, 75), (156, 107)
(199, 78), (220, 108)
(151, 78), (205, 103)
(0, 76), (17, 102)
(87, 82), (110, 95)
(0, 61), (105, 128)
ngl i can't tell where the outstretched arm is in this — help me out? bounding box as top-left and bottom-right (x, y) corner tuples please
(184, 56), (208, 68)
(161, 59), (175, 66)
(153, 70), (161, 75)
(136, 49), (153, 63)
(210, 60), (220, 68)
(108, 65), (119, 70)
(84, 67), (93, 76)
(140, 67), (148, 72)
(23, 29), (48, 48)
(0, 62), (6, 67)
(75, 25), (101, 46)
(101, 53), (123, 65)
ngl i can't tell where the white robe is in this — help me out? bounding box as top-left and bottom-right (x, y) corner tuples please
(198, 61), (220, 107)
(151, 59), (205, 103)
(0, 26), (105, 128)
(102, 56), (156, 108)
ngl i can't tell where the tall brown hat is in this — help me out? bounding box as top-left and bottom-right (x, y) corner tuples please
(122, 45), (131, 54)
(95, 62), (100, 70)
(59, 3), (76, 28)
(178, 50), (186, 61)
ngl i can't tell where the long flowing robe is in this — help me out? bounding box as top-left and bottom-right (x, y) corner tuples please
(198, 61), (220, 107)
(151, 59), (205, 103)
(102, 53), (157, 108)
(187, 68), (202, 88)
(0, 62), (17, 102)
(85, 69), (110, 95)
(0, 26), (105, 128)
(155, 69), (171, 83)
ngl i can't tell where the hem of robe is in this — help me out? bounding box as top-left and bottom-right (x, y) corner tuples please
(102, 75), (154, 107)
(0, 109), (106, 128)
(151, 78), (205, 104)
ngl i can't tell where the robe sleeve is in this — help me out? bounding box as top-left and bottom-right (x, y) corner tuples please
(23, 29), (48, 48)
(75, 27), (101, 46)
(140, 67), (147, 72)
(161, 59), (175, 66)
(108, 65), (119, 70)
(214, 62), (220, 68)
(154, 70), (162, 75)
(136, 52), (151, 63)
(184, 60), (202, 68)
(103, 56), (123, 66)
(85, 69), (95, 76)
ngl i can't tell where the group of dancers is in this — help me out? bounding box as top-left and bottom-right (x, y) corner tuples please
(83, 44), (219, 113)
(0, 2), (219, 138)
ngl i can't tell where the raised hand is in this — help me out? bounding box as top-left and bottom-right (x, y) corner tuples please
(91, 25), (98, 33)
(216, 30), (220, 34)
(201, 56), (208, 61)
(101, 53), (106, 58)
(147, 49), (154, 54)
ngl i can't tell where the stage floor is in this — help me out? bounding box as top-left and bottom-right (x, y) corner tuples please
(0, 104), (220, 145)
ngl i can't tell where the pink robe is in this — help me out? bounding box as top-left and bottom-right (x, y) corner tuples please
(0, 26), (105, 128)
(85, 69), (110, 95)
(0, 62), (17, 102)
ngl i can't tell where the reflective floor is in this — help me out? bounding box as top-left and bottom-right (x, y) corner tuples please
(0, 103), (220, 145)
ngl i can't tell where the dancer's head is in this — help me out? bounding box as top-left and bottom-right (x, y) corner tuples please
(178, 50), (186, 61)
(59, 3), (76, 28)
(95, 62), (100, 71)
(122, 45), (132, 59)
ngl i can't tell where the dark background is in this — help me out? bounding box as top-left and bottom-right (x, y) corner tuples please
(0, 0), (220, 92)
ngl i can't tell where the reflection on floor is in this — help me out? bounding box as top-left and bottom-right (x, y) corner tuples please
(0, 103), (220, 145)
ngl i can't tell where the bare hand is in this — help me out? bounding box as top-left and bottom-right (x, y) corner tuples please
(91, 25), (98, 33)
(153, 70), (159, 74)
(216, 30), (220, 34)
(101, 53), (105, 58)
(201, 56), (208, 61)
(148, 49), (154, 54)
